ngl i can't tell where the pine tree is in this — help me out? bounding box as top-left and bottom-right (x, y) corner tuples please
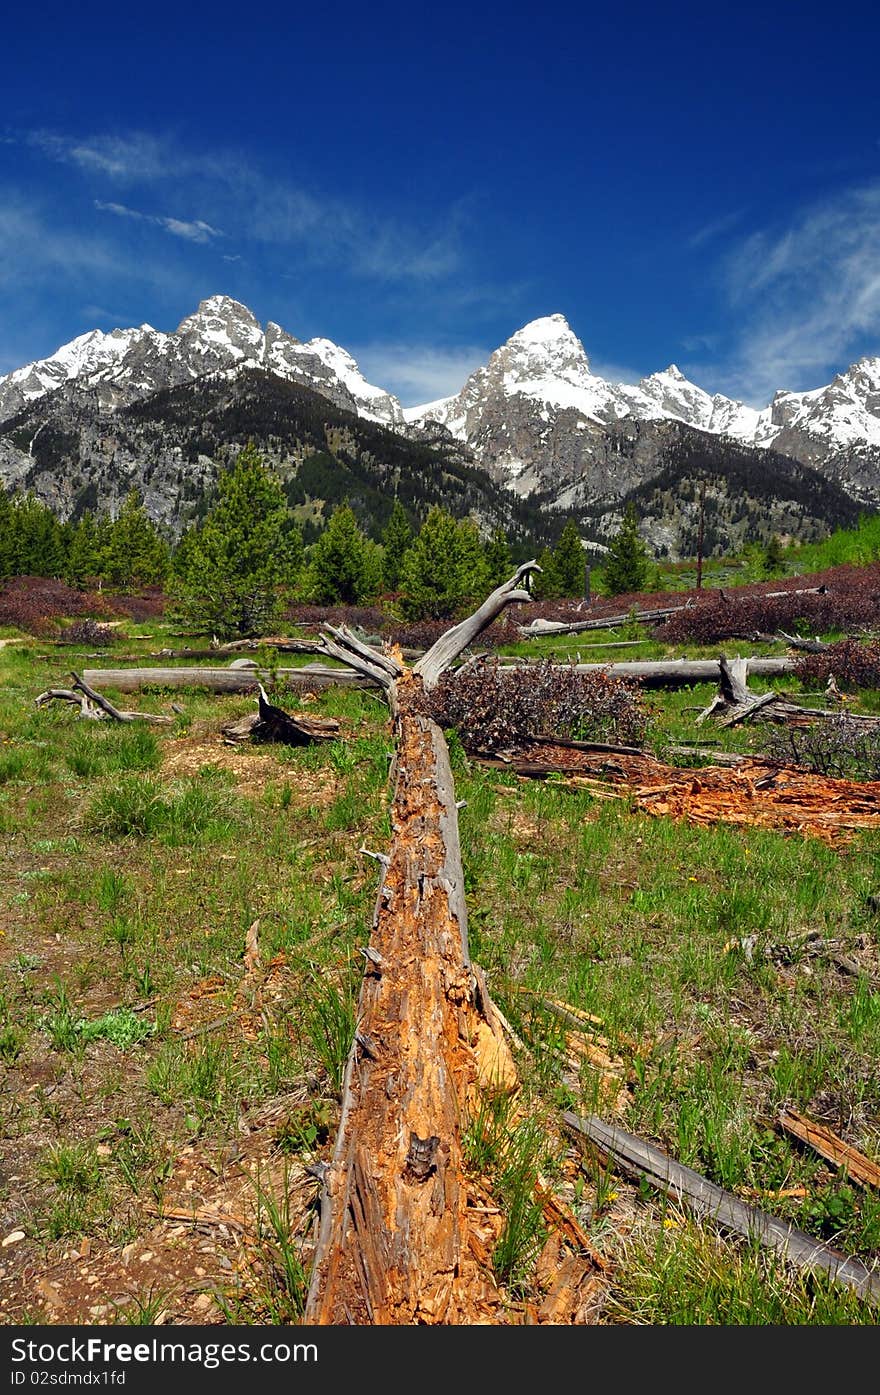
(532, 546), (562, 600)
(381, 498), (413, 591)
(9, 494), (67, 578)
(553, 518), (586, 597)
(399, 507), (490, 620)
(307, 504), (381, 605)
(172, 443), (302, 637)
(762, 533), (785, 577)
(103, 491), (170, 589)
(602, 502), (650, 596)
(66, 512), (103, 588)
(484, 527), (512, 588)
(0, 491), (15, 581)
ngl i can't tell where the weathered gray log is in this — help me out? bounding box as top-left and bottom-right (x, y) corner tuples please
(556, 657), (797, 686)
(564, 1113), (880, 1304)
(81, 664), (377, 693)
(519, 604), (687, 637)
(777, 632), (830, 653)
(305, 565), (539, 1325)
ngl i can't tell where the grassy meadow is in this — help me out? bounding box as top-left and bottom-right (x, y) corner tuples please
(1, 609), (879, 1326)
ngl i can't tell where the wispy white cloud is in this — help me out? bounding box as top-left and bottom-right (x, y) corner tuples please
(19, 127), (466, 285)
(351, 342), (490, 405)
(0, 200), (130, 286)
(716, 181), (880, 402)
(95, 199), (223, 243)
(23, 131), (174, 181)
(686, 208), (746, 250)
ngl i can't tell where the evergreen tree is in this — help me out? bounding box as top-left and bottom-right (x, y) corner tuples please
(8, 494), (67, 578)
(553, 518), (586, 597)
(762, 533), (785, 577)
(531, 546), (563, 600)
(307, 504), (381, 604)
(103, 491), (170, 589)
(399, 507), (490, 620)
(0, 491), (15, 581)
(484, 527), (512, 588)
(66, 512), (103, 588)
(172, 443), (302, 637)
(380, 498), (413, 591)
(602, 502), (650, 596)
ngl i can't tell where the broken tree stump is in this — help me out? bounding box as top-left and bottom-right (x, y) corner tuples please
(304, 567), (537, 1325)
(696, 656), (880, 730)
(221, 684), (340, 746)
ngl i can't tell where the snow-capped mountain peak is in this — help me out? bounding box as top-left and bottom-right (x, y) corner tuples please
(497, 314), (593, 388)
(0, 297), (403, 427)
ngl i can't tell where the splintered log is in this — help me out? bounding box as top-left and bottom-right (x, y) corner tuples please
(304, 568), (538, 1325)
(564, 1113), (880, 1305)
(81, 664), (377, 694)
(778, 1110), (880, 1190)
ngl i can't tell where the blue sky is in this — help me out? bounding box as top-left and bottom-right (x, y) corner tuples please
(2, 0), (880, 406)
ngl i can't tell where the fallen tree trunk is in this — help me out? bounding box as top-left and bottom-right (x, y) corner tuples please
(558, 656), (796, 685)
(564, 1113), (880, 1304)
(519, 604), (687, 637)
(81, 664), (377, 693)
(304, 566), (537, 1325)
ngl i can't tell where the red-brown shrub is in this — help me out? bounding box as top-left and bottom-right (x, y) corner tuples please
(0, 577), (115, 636)
(420, 658), (649, 752)
(793, 639), (880, 690)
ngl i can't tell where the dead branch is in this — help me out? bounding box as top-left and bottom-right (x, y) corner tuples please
(696, 656), (880, 730)
(519, 604), (687, 637)
(35, 675), (173, 724)
(414, 561), (541, 689)
(778, 1110), (880, 1190)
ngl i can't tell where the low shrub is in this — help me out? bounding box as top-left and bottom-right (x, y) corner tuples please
(793, 640), (880, 690)
(421, 657), (649, 752)
(0, 577), (113, 635)
(761, 715), (880, 781)
(58, 618), (119, 647)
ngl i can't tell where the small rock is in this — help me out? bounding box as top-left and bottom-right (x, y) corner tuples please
(2, 1231), (25, 1247)
(121, 1242), (137, 1265)
(139, 1250), (154, 1262)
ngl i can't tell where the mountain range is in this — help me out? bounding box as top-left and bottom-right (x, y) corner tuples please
(1, 295), (877, 557)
